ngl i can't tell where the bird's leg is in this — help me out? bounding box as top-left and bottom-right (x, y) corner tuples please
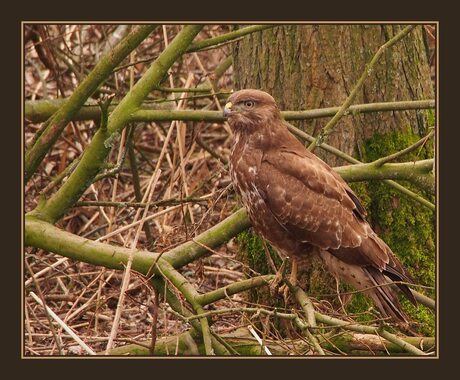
(335, 278), (347, 315)
(290, 260), (298, 287)
(262, 240), (278, 273)
(282, 260), (298, 303)
(261, 241), (285, 297)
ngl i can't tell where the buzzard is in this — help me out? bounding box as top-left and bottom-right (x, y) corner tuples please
(224, 89), (417, 322)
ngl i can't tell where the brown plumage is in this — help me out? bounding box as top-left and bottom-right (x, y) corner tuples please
(224, 89), (417, 322)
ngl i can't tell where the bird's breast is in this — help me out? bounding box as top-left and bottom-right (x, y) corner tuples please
(230, 141), (296, 252)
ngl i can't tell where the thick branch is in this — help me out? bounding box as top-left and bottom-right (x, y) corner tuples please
(24, 25), (157, 183)
(25, 99), (434, 124)
(105, 326), (434, 356)
(24, 208), (249, 274)
(335, 159), (434, 194)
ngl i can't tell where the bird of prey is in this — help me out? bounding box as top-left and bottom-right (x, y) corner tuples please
(223, 89), (417, 322)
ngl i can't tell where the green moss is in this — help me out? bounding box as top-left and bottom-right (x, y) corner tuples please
(349, 182), (373, 212)
(235, 231), (278, 304)
(236, 230), (282, 276)
(340, 285), (375, 323)
(425, 108), (435, 129)
(353, 129), (436, 334)
(401, 299), (435, 336)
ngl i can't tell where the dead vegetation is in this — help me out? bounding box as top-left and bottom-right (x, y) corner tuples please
(24, 24), (436, 356)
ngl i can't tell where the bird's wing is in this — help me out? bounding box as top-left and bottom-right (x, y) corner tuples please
(257, 148), (390, 269)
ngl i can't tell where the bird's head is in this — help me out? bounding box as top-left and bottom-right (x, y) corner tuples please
(223, 89), (282, 132)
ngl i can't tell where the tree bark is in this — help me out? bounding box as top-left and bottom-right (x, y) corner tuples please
(233, 24), (433, 165)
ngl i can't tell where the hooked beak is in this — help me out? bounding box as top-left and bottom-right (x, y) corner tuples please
(223, 102), (233, 117)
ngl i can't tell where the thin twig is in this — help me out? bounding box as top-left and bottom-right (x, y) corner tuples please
(29, 292), (95, 355)
(75, 195), (211, 209)
(105, 169), (162, 353)
(25, 262), (64, 355)
(308, 25), (417, 151)
(186, 25), (276, 53)
(314, 312), (427, 355)
(373, 130), (435, 167)
(149, 288), (160, 356)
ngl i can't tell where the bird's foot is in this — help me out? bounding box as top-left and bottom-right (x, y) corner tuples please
(269, 258), (288, 299)
(268, 258), (298, 305)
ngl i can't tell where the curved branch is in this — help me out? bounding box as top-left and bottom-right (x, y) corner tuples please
(24, 208), (249, 275)
(186, 25), (276, 53)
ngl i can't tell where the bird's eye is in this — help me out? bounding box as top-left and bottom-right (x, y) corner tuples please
(244, 100), (255, 108)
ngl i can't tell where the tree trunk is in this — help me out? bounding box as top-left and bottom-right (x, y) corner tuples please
(232, 24), (435, 333)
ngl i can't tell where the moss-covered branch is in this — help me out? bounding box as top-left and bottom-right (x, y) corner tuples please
(25, 99), (434, 124)
(186, 25), (276, 53)
(25, 207), (249, 274)
(196, 274), (274, 305)
(105, 326), (434, 356)
(25, 25), (157, 183)
(314, 312), (427, 355)
(28, 25), (203, 224)
(335, 159), (434, 194)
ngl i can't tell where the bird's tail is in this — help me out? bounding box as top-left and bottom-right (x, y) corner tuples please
(318, 250), (415, 323)
(363, 266), (409, 322)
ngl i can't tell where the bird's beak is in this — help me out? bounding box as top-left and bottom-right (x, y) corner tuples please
(223, 102), (233, 117)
